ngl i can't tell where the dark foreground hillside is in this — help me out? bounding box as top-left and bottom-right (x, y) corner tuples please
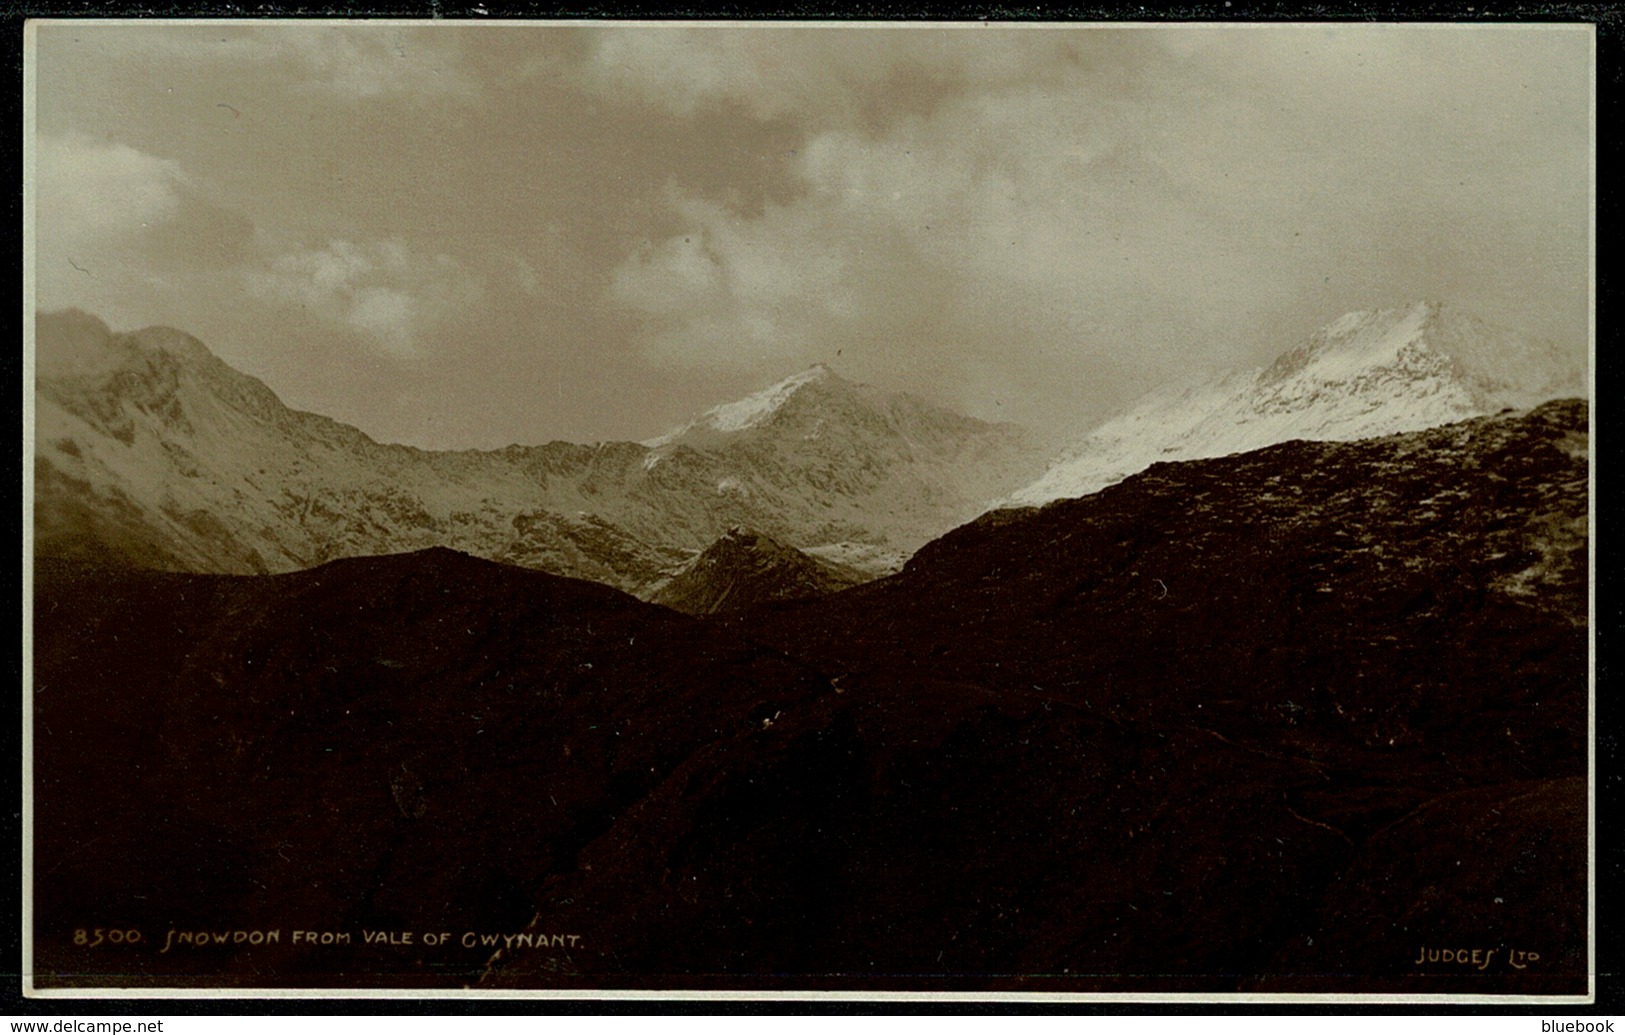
(30, 401), (1589, 994)
(32, 550), (826, 988)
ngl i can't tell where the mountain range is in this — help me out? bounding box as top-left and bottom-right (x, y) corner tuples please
(26, 293), (1590, 992)
(33, 310), (1046, 593)
(34, 302), (1583, 608)
(31, 398), (1589, 993)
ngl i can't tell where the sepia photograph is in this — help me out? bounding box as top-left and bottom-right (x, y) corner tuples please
(22, 19), (1594, 999)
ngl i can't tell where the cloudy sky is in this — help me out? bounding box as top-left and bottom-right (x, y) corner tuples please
(29, 21), (1592, 450)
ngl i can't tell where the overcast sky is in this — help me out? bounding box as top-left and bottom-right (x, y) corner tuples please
(29, 21), (1593, 450)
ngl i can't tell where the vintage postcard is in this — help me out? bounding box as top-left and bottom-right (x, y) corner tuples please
(22, 19), (1594, 1001)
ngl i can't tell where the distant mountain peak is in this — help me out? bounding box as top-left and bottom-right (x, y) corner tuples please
(1260, 300), (1582, 406)
(643, 364), (852, 447)
(37, 307), (111, 338)
(1010, 301), (1586, 506)
(1259, 300), (1437, 385)
(36, 309), (223, 380)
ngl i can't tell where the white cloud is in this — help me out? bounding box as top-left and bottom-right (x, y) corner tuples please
(348, 286), (419, 343)
(33, 132), (259, 324)
(36, 132), (186, 249)
(609, 192), (860, 371)
(607, 77), (1245, 383)
(246, 238), (484, 358)
(612, 231), (726, 314)
(601, 26), (1591, 431)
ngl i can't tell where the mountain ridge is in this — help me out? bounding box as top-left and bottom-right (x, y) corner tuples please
(1011, 301), (1586, 505)
(33, 310), (1048, 591)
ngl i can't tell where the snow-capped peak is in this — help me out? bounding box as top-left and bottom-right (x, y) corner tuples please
(1261, 301), (1434, 385)
(1007, 301), (1584, 506)
(704, 365), (833, 433)
(642, 364), (838, 447)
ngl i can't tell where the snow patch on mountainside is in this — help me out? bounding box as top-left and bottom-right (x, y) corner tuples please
(644, 365), (833, 447)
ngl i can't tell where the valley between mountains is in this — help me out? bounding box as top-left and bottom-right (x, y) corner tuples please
(28, 304), (1589, 993)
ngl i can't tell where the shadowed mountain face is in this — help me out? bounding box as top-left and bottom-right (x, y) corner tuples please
(34, 311), (1045, 593)
(32, 548), (829, 988)
(30, 401), (1588, 994)
(649, 527), (869, 615)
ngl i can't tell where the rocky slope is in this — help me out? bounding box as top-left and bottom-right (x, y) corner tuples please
(33, 310), (1046, 592)
(1011, 301), (1585, 505)
(31, 400), (1588, 993)
(648, 526), (869, 616)
(494, 399), (1589, 993)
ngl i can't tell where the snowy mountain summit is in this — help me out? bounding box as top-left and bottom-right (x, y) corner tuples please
(1009, 301), (1586, 505)
(644, 365), (838, 446)
(636, 360), (1049, 571)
